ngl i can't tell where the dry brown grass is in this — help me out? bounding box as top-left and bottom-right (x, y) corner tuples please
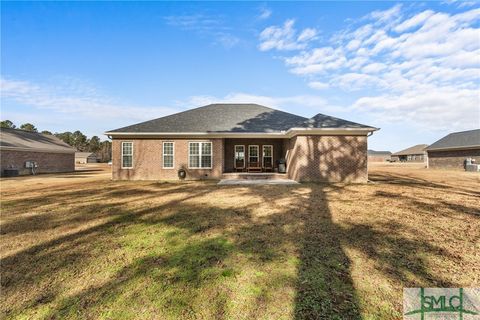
(1, 163), (479, 319)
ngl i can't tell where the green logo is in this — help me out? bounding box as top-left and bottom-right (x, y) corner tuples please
(404, 288), (480, 320)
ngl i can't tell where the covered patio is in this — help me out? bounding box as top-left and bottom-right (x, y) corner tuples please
(223, 138), (288, 174)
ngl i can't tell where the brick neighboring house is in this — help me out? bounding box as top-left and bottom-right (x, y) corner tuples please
(426, 129), (480, 169)
(368, 150), (392, 162)
(105, 104), (378, 183)
(0, 128), (75, 176)
(391, 144), (428, 163)
(75, 152), (99, 164)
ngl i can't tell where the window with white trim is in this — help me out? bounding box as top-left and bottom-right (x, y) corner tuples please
(234, 145), (245, 168)
(121, 142), (133, 168)
(248, 145), (259, 164)
(163, 142), (174, 168)
(263, 145), (273, 168)
(189, 142), (212, 168)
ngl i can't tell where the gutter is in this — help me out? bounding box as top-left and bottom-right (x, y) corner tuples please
(104, 127), (380, 138)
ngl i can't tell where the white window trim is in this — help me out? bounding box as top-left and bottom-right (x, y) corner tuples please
(162, 141), (175, 169)
(234, 145), (245, 169)
(121, 141), (133, 169)
(188, 141), (213, 169)
(262, 145), (273, 168)
(248, 145), (259, 165)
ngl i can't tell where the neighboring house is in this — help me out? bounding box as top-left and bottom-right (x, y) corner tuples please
(391, 144), (428, 162)
(368, 150), (392, 162)
(105, 104), (378, 182)
(425, 129), (480, 169)
(75, 152), (99, 164)
(0, 128), (75, 176)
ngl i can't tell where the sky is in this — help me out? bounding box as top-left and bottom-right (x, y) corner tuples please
(1, 1), (479, 151)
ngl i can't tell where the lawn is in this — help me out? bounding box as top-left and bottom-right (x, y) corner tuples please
(1, 164), (479, 319)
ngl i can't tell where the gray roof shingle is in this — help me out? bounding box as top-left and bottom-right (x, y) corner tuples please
(107, 103), (375, 133)
(426, 129), (480, 151)
(392, 144), (428, 156)
(0, 128), (75, 153)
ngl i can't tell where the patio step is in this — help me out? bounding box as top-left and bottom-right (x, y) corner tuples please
(221, 173), (289, 180)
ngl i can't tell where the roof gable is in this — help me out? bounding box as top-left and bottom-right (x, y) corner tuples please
(426, 129), (480, 151)
(392, 144), (428, 156)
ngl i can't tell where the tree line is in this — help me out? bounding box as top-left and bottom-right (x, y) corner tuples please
(0, 120), (111, 162)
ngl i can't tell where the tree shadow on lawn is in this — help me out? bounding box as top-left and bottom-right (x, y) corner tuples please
(1, 178), (458, 319)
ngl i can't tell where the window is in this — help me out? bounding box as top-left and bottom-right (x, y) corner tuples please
(263, 145), (273, 168)
(163, 142), (174, 169)
(234, 145), (245, 168)
(189, 142), (212, 168)
(121, 142), (133, 168)
(407, 155), (412, 161)
(248, 145), (259, 164)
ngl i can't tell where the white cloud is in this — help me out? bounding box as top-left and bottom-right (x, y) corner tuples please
(308, 81), (330, 90)
(184, 92), (330, 111)
(0, 78), (178, 121)
(258, 4), (480, 130)
(258, 19), (318, 51)
(164, 14), (240, 49)
(353, 87), (479, 131)
(394, 10), (435, 32)
(297, 28), (318, 42)
(259, 7), (272, 20)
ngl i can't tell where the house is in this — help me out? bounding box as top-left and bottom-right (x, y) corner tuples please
(425, 129), (480, 169)
(367, 150), (392, 162)
(391, 144), (428, 163)
(105, 104), (378, 183)
(0, 128), (75, 176)
(75, 152), (99, 164)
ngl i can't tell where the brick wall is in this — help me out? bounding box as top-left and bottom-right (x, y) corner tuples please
(0, 150), (74, 176)
(368, 155), (391, 162)
(223, 138), (286, 172)
(285, 135), (368, 183)
(428, 148), (480, 169)
(112, 138), (224, 180)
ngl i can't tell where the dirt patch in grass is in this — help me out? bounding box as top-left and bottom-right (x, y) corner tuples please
(1, 165), (478, 319)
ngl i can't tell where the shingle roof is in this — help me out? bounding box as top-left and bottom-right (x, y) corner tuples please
(107, 103), (375, 133)
(392, 144), (428, 156)
(426, 129), (480, 151)
(75, 152), (96, 158)
(368, 150), (392, 155)
(0, 128), (75, 153)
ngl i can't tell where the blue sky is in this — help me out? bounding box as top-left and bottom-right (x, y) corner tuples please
(1, 1), (479, 151)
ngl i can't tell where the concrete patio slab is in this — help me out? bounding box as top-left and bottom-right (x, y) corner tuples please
(218, 179), (299, 185)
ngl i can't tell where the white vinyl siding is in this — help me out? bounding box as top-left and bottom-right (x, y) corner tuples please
(189, 142), (212, 169)
(121, 142), (133, 169)
(163, 142), (174, 169)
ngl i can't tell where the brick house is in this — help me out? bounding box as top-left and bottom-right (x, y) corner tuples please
(105, 104), (378, 183)
(391, 144), (428, 163)
(367, 150), (392, 162)
(75, 152), (99, 164)
(0, 128), (75, 176)
(426, 129), (480, 169)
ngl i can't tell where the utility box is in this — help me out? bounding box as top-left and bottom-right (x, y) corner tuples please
(25, 161), (38, 168)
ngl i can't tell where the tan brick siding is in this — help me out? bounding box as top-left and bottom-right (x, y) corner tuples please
(112, 138), (224, 180)
(223, 138), (286, 172)
(0, 150), (74, 176)
(428, 148), (480, 169)
(368, 155), (391, 162)
(285, 135), (368, 183)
